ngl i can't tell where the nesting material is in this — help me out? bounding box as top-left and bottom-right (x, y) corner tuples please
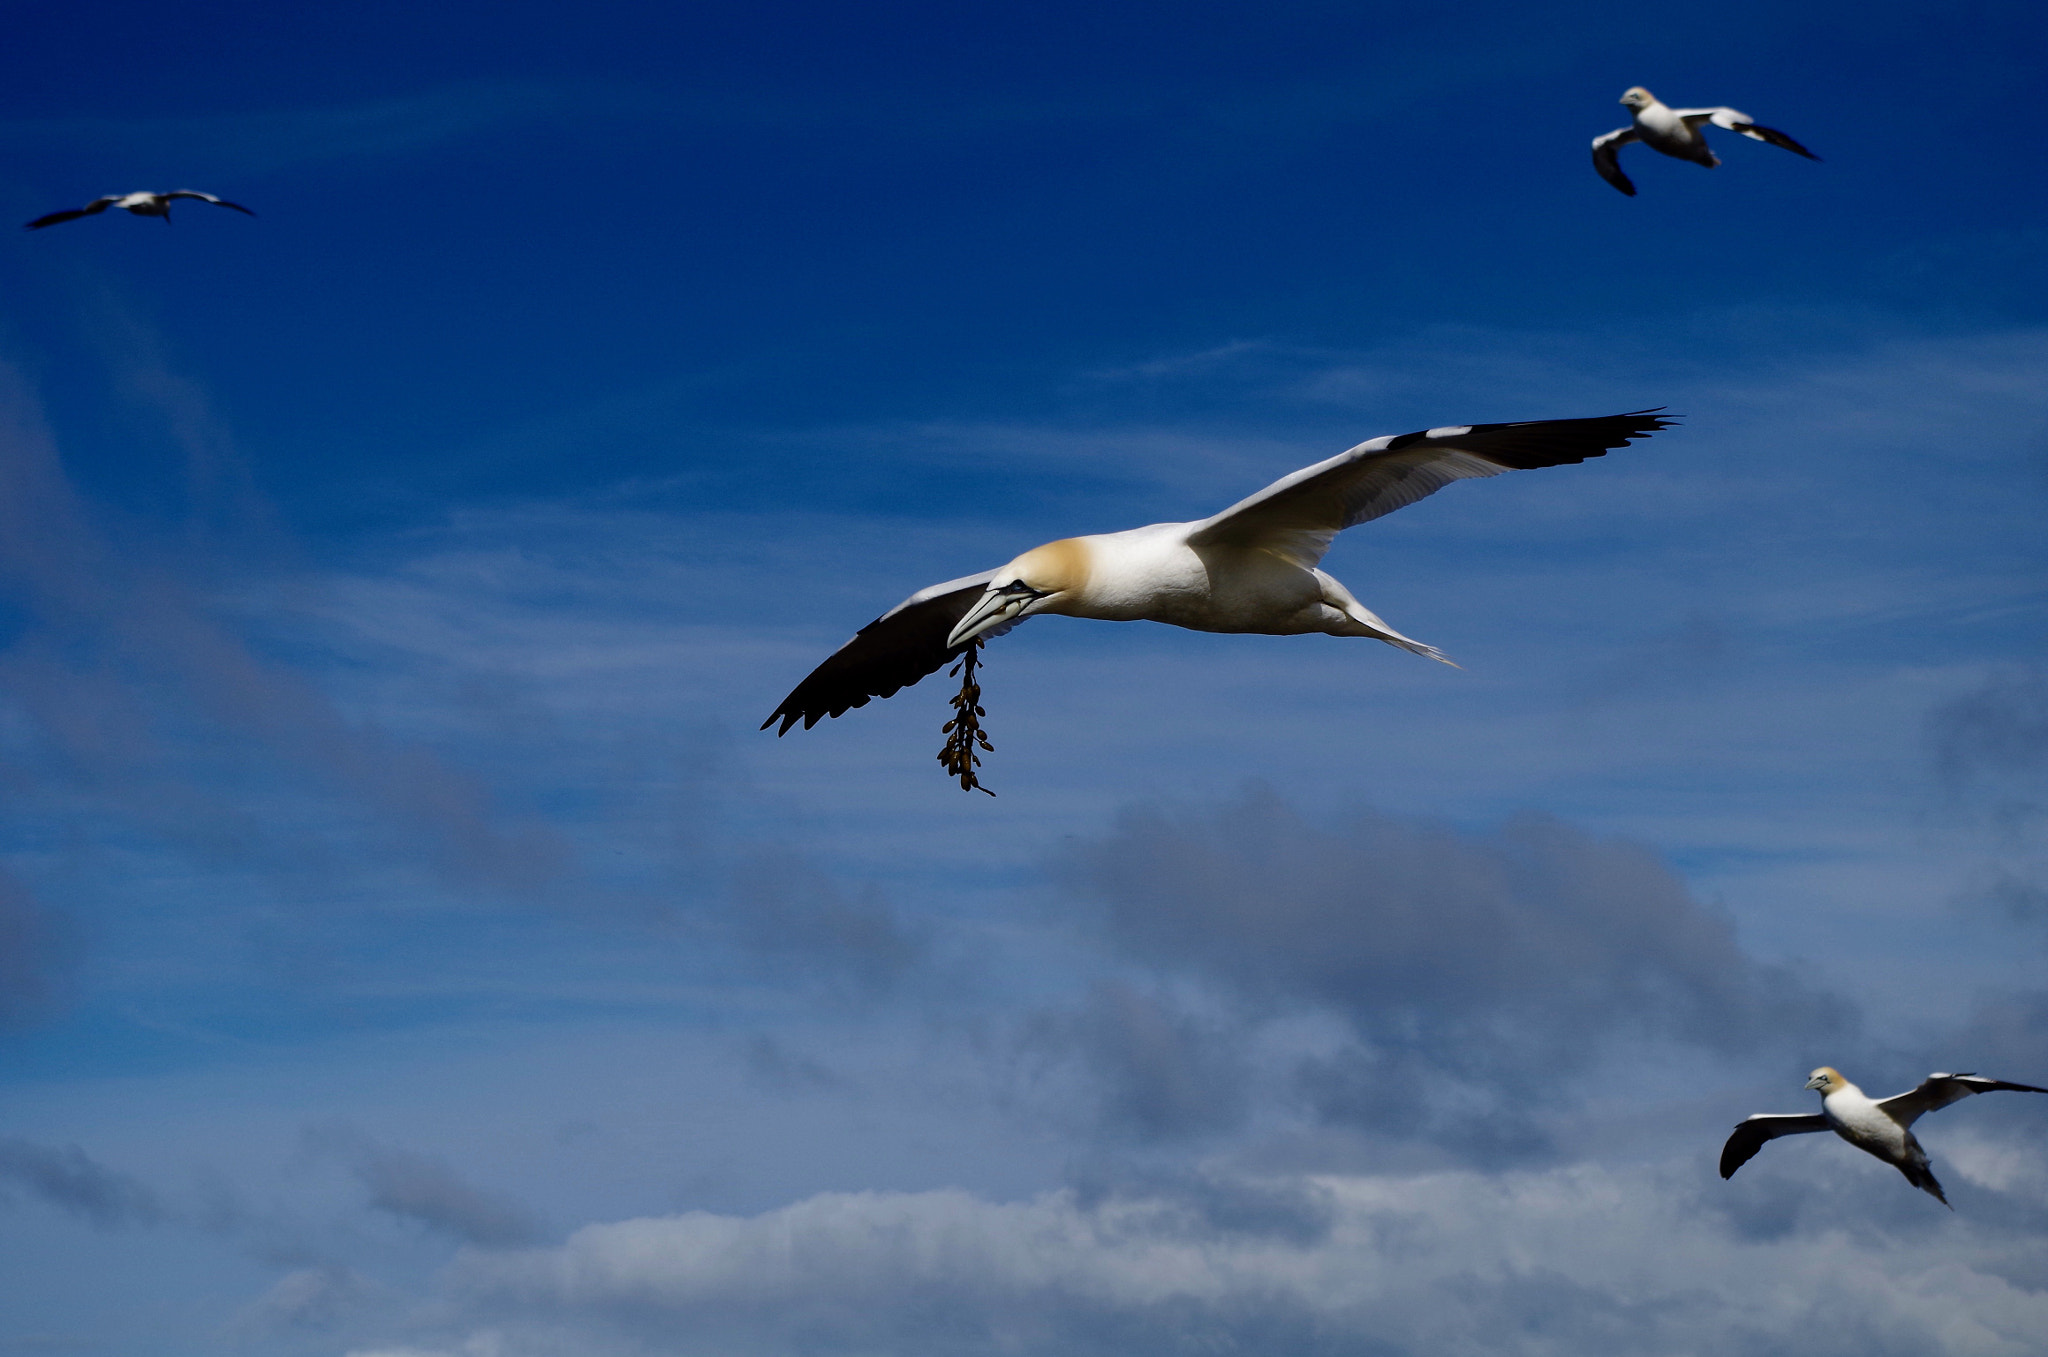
(936, 641), (995, 795)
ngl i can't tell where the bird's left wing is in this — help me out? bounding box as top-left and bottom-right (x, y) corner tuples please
(1877, 1073), (2048, 1127)
(24, 196), (118, 230)
(1720, 1113), (1830, 1178)
(1591, 126), (1639, 196)
(166, 191), (257, 215)
(1675, 109), (1819, 159)
(1185, 410), (1674, 569)
(762, 571), (1000, 734)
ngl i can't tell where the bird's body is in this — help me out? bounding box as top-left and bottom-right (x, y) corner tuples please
(1625, 96), (1714, 164)
(25, 190), (255, 230)
(763, 410), (1671, 735)
(985, 528), (1417, 641)
(1815, 1076), (1928, 1186)
(1721, 1067), (2048, 1206)
(1592, 87), (1817, 196)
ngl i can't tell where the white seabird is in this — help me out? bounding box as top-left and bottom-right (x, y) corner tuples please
(1720, 1066), (2048, 1206)
(1592, 87), (1818, 197)
(763, 410), (1672, 734)
(25, 191), (256, 230)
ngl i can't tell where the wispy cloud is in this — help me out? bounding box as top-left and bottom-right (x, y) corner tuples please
(0, 1138), (161, 1229)
(303, 1123), (541, 1249)
(1019, 982), (1250, 1142)
(1927, 668), (2048, 933)
(728, 857), (927, 997)
(0, 363), (572, 936)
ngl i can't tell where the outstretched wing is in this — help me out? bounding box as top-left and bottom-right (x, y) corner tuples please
(1720, 1113), (1830, 1178)
(1877, 1072), (2048, 1128)
(165, 191), (257, 215)
(763, 571), (1002, 734)
(1591, 126), (1639, 196)
(1676, 108), (1820, 160)
(24, 196), (118, 230)
(1185, 410), (1674, 569)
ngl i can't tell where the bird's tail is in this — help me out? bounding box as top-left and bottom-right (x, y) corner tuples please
(1378, 633), (1459, 667)
(1317, 573), (1461, 667)
(1903, 1162), (1951, 1209)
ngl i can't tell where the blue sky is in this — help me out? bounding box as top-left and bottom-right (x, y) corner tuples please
(1, 2), (2045, 1354)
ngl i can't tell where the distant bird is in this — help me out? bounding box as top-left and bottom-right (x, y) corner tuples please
(25, 191), (255, 230)
(762, 410), (1673, 735)
(1721, 1067), (2048, 1206)
(1592, 87), (1817, 196)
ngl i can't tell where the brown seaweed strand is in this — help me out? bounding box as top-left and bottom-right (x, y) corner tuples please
(937, 640), (995, 795)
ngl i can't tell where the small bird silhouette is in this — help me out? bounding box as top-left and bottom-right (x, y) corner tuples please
(1722, 1067), (2048, 1206)
(25, 190), (256, 230)
(1592, 87), (1817, 197)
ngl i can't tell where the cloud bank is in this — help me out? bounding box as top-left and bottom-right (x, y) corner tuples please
(356, 1156), (2048, 1357)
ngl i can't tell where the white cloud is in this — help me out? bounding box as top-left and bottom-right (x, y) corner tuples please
(369, 1158), (2048, 1357)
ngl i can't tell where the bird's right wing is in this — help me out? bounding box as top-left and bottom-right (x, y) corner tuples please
(167, 191), (257, 215)
(24, 196), (117, 230)
(1720, 1113), (1830, 1178)
(1591, 126), (1639, 196)
(1185, 410), (1673, 569)
(1674, 109), (1819, 159)
(1877, 1073), (2048, 1127)
(762, 571), (1003, 734)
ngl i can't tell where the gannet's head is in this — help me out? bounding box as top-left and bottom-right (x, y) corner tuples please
(1805, 1066), (1846, 1094)
(1620, 87), (1655, 111)
(945, 538), (1091, 649)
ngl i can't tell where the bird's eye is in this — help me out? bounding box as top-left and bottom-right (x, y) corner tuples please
(999, 581), (1037, 596)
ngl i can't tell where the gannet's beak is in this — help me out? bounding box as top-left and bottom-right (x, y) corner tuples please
(1804, 1074), (1827, 1091)
(947, 587), (1036, 649)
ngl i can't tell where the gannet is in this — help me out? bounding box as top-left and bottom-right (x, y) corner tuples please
(762, 410), (1673, 735)
(1720, 1067), (2048, 1206)
(24, 191), (256, 230)
(1592, 87), (1817, 197)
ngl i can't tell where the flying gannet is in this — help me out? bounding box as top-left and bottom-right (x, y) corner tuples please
(24, 191), (256, 230)
(1592, 87), (1817, 197)
(762, 410), (1673, 735)
(1720, 1067), (2048, 1206)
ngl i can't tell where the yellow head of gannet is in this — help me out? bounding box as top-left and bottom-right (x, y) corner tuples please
(945, 538), (1092, 649)
(1619, 86), (1656, 111)
(1804, 1066), (1846, 1093)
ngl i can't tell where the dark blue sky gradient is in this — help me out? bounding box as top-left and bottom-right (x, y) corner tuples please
(5, 1), (2043, 529)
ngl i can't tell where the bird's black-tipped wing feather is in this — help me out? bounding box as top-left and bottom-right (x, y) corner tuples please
(1720, 1113), (1829, 1179)
(1591, 127), (1639, 196)
(1677, 109), (1820, 161)
(762, 571), (996, 734)
(1187, 410), (1674, 568)
(25, 196), (118, 230)
(1738, 122), (1819, 159)
(166, 191), (256, 215)
(1877, 1073), (2048, 1127)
